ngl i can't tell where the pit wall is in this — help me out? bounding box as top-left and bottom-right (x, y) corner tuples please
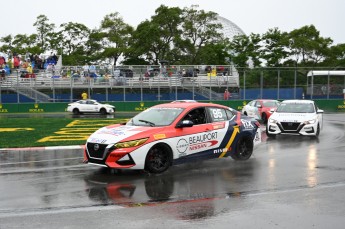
(0, 100), (344, 114)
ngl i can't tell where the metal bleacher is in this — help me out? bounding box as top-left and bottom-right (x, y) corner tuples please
(1, 65), (240, 102)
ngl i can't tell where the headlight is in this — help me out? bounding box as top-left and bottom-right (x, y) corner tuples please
(269, 118), (277, 124)
(304, 119), (317, 125)
(114, 138), (149, 148)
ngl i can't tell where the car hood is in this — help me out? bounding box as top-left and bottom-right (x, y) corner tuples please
(87, 124), (164, 144)
(271, 112), (317, 122)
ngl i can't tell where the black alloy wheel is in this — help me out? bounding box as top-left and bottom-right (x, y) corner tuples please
(231, 136), (253, 161)
(145, 145), (171, 174)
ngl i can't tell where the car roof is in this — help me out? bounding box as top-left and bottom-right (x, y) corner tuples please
(153, 102), (229, 109)
(281, 99), (314, 104)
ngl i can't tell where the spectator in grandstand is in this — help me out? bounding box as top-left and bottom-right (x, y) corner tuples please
(114, 68), (121, 77)
(182, 69), (186, 77)
(27, 63), (33, 74)
(0, 56), (5, 67)
(83, 64), (89, 77)
(224, 89), (231, 100)
(13, 55), (20, 69)
(7, 57), (13, 70)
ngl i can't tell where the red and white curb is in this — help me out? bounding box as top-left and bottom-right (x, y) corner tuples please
(0, 145), (84, 151)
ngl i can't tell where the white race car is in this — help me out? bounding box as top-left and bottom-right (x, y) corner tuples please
(67, 99), (115, 115)
(266, 100), (323, 138)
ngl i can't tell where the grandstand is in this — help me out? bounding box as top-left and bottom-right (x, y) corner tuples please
(0, 63), (240, 103)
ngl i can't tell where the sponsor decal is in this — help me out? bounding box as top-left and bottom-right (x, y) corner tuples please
(212, 123), (225, 130)
(214, 148), (228, 154)
(189, 140), (218, 151)
(0, 104), (8, 113)
(338, 101), (345, 110)
(176, 138), (188, 156)
(90, 138), (107, 144)
(29, 103), (44, 113)
(176, 134), (219, 157)
(135, 102), (149, 111)
(98, 128), (126, 136)
(189, 132), (218, 144)
(241, 119), (254, 129)
(154, 134), (166, 140)
(37, 120), (114, 142)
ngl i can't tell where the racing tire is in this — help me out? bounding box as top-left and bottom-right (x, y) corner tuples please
(266, 126), (276, 138)
(100, 108), (107, 115)
(145, 144), (172, 174)
(261, 113), (267, 124)
(231, 136), (253, 161)
(315, 124), (320, 138)
(72, 108), (80, 115)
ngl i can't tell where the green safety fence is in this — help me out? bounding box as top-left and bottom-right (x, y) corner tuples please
(0, 99), (345, 114)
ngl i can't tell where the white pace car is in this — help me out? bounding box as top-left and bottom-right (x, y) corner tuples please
(67, 99), (115, 115)
(266, 100), (323, 138)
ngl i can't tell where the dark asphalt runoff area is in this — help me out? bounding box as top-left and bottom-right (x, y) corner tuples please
(0, 113), (345, 228)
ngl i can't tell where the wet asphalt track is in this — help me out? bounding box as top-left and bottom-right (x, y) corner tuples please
(0, 113), (345, 228)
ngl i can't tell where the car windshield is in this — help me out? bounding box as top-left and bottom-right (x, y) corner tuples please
(262, 101), (279, 107)
(128, 107), (184, 126)
(276, 103), (315, 113)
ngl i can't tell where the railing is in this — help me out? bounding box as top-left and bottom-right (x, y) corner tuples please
(1, 66), (344, 103)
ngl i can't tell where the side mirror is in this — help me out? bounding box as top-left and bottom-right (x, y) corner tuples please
(270, 108), (275, 113)
(257, 104), (262, 108)
(317, 109), (324, 114)
(176, 120), (194, 128)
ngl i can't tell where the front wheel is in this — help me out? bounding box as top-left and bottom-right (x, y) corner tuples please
(231, 136), (253, 161)
(315, 124), (320, 137)
(145, 144), (171, 174)
(261, 112), (267, 124)
(100, 108), (107, 115)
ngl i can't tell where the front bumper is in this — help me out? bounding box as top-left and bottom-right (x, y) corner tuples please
(267, 122), (318, 136)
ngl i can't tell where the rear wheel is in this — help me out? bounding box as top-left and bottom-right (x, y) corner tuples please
(145, 144), (171, 174)
(231, 136), (253, 161)
(72, 108), (80, 115)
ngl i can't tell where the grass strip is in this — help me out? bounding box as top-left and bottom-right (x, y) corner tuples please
(0, 118), (129, 148)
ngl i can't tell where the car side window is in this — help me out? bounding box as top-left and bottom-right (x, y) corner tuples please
(225, 109), (235, 120)
(183, 108), (207, 125)
(207, 107), (227, 122)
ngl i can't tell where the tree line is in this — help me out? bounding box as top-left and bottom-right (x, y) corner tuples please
(1, 4), (344, 69)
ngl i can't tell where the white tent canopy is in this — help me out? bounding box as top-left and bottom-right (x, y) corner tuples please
(307, 70), (345, 77)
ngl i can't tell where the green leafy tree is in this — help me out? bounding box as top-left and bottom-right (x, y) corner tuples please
(261, 28), (290, 67)
(287, 25), (333, 67)
(96, 12), (134, 66)
(228, 33), (262, 68)
(12, 33), (40, 55)
(179, 5), (223, 64)
(0, 35), (14, 52)
(33, 15), (56, 52)
(128, 5), (183, 65)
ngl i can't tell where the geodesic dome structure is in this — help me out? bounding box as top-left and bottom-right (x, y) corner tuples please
(216, 16), (245, 40)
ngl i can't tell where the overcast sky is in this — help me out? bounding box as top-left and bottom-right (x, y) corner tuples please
(2, 0), (344, 45)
